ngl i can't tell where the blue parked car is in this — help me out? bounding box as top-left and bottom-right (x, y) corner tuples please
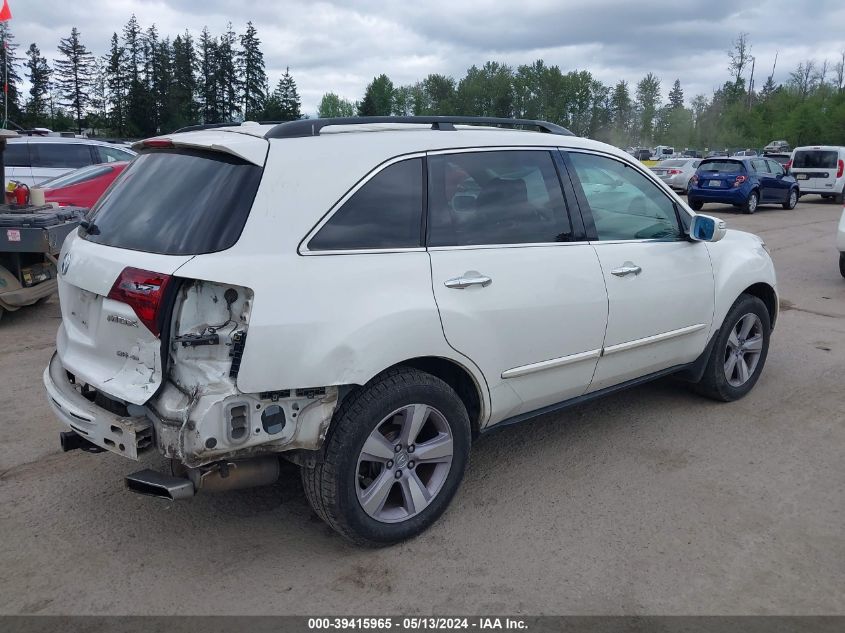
(688, 156), (799, 214)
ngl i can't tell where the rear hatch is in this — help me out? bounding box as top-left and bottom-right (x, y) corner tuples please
(790, 149), (842, 190)
(651, 159), (687, 181)
(695, 159), (746, 190)
(56, 139), (265, 405)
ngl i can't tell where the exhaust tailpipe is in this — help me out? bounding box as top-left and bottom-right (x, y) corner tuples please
(125, 456), (280, 501)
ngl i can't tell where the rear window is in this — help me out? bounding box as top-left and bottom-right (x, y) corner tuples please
(84, 149), (263, 255)
(792, 150), (838, 169)
(659, 160), (688, 167)
(699, 160), (745, 173)
(40, 164), (113, 188)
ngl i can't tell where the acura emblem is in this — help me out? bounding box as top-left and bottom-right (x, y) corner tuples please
(60, 252), (72, 276)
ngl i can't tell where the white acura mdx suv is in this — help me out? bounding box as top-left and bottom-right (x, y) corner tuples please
(44, 117), (778, 545)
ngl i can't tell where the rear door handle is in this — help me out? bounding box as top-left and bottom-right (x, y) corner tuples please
(611, 263), (642, 277)
(445, 272), (493, 289)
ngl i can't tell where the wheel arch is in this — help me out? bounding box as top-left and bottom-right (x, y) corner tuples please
(742, 282), (778, 329)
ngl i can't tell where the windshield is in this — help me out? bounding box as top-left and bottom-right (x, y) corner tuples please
(699, 160), (745, 173)
(84, 149), (263, 255)
(792, 151), (837, 169)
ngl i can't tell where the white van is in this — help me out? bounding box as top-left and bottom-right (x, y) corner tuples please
(790, 146), (845, 203)
(5, 137), (136, 188)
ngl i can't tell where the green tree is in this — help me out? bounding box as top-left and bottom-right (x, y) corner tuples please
(0, 23), (23, 124)
(358, 74), (394, 116)
(239, 22), (266, 120)
(317, 92), (355, 117)
(169, 32), (198, 130)
(215, 22), (240, 120)
(122, 15), (148, 134)
(24, 43), (51, 127)
(271, 67), (302, 121)
(635, 72), (661, 143)
(105, 33), (127, 136)
(668, 79), (684, 109)
(54, 27), (95, 133)
(198, 27), (220, 122)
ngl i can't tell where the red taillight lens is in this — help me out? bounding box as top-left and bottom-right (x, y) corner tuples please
(142, 138), (174, 149)
(837, 159), (844, 179)
(785, 160), (792, 171)
(107, 267), (172, 336)
(667, 169), (683, 175)
(734, 175), (747, 187)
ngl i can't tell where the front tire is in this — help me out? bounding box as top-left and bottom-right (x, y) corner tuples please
(693, 294), (771, 402)
(301, 368), (471, 546)
(782, 188), (798, 210)
(742, 190), (759, 214)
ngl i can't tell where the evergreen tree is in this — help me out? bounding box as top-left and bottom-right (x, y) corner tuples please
(105, 33), (127, 136)
(317, 92), (355, 118)
(0, 23), (23, 124)
(668, 79), (684, 109)
(54, 27), (95, 133)
(239, 22), (266, 120)
(273, 67), (302, 120)
(123, 15), (147, 134)
(25, 43), (51, 127)
(215, 22), (240, 120)
(610, 80), (632, 138)
(198, 27), (220, 123)
(358, 74), (394, 116)
(88, 58), (108, 134)
(170, 32), (198, 129)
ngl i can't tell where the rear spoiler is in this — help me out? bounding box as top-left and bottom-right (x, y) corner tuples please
(132, 131), (268, 166)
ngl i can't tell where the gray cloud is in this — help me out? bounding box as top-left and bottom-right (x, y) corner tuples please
(7, 0), (845, 113)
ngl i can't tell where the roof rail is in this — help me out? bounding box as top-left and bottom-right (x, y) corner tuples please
(263, 116), (575, 139)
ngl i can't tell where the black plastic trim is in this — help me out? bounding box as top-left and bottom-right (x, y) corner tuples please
(264, 116), (574, 139)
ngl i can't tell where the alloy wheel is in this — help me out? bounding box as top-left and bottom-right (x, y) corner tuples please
(724, 313), (764, 387)
(356, 404), (454, 523)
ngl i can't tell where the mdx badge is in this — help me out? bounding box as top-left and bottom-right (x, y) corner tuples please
(107, 314), (139, 327)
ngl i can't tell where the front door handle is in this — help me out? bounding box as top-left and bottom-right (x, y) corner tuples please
(611, 263), (642, 277)
(445, 272), (493, 289)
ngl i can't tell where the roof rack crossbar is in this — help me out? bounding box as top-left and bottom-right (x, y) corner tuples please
(263, 116), (574, 139)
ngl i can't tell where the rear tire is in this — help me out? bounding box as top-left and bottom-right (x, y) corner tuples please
(742, 190), (759, 214)
(688, 199), (703, 211)
(693, 294), (771, 402)
(834, 190), (845, 205)
(840, 253), (845, 279)
(782, 188), (798, 210)
(301, 367), (471, 546)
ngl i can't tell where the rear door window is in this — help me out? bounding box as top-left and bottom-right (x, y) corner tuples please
(751, 159), (770, 173)
(96, 145), (134, 163)
(84, 149), (263, 255)
(792, 151), (837, 169)
(30, 143), (94, 169)
(427, 150), (573, 246)
(5, 143), (30, 166)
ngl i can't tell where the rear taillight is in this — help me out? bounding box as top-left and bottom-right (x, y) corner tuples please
(733, 175), (747, 187)
(667, 169), (683, 175)
(785, 160), (792, 171)
(691, 174), (699, 185)
(837, 159), (844, 178)
(107, 267), (172, 336)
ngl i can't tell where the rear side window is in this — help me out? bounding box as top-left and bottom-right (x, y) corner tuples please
(427, 150), (572, 246)
(792, 151), (837, 169)
(85, 149), (263, 255)
(308, 158), (423, 251)
(5, 143), (30, 166)
(96, 145), (134, 163)
(40, 164), (113, 188)
(751, 159), (770, 173)
(30, 143), (93, 168)
(699, 160), (746, 173)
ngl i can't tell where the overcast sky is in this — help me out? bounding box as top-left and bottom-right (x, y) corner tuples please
(8, 0), (845, 114)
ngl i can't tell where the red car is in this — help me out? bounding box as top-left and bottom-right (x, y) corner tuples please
(39, 162), (128, 208)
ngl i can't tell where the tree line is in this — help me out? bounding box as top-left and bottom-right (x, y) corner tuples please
(1, 16), (302, 136)
(3, 21), (844, 149)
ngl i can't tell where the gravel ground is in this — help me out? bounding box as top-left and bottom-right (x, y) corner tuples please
(0, 198), (843, 615)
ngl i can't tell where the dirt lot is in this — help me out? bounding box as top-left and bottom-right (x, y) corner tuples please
(1, 198), (843, 615)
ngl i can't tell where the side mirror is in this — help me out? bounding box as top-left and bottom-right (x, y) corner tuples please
(690, 214), (727, 242)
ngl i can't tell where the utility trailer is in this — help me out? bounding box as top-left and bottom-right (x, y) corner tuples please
(0, 204), (85, 321)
